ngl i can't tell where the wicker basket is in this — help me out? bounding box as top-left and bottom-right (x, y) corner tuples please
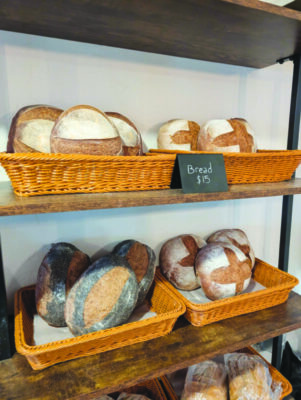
(149, 149), (301, 184)
(160, 346), (292, 399)
(106, 378), (170, 400)
(14, 276), (186, 370)
(156, 258), (298, 327)
(0, 152), (176, 196)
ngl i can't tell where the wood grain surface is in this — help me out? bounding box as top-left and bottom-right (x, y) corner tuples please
(0, 0), (301, 68)
(1, 291), (301, 399)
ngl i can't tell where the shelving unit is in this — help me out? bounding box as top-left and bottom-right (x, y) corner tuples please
(1, 0), (301, 398)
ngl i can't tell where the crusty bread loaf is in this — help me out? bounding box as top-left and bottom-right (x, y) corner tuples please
(207, 228), (255, 269)
(51, 105), (123, 155)
(35, 242), (91, 327)
(65, 254), (138, 335)
(159, 234), (206, 290)
(195, 242), (252, 300)
(7, 105), (63, 153)
(197, 118), (257, 153)
(117, 394), (151, 400)
(106, 112), (143, 155)
(157, 119), (200, 151)
(113, 240), (156, 306)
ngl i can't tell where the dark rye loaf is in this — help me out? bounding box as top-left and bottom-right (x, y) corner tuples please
(65, 254), (139, 336)
(113, 240), (156, 306)
(35, 242), (91, 327)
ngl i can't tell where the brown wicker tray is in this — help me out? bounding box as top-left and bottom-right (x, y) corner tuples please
(156, 258), (298, 327)
(14, 276), (186, 370)
(149, 149), (301, 184)
(0, 152), (176, 196)
(160, 346), (292, 399)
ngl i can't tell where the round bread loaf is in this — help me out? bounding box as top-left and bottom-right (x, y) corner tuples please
(50, 105), (123, 155)
(113, 239), (156, 306)
(195, 242), (252, 300)
(207, 228), (255, 268)
(159, 234), (206, 290)
(35, 242), (91, 327)
(7, 105), (63, 153)
(157, 119), (200, 151)
(197, 118), (257, 153)
(65, 254), (139, 336)
(106, 112), (143, 155)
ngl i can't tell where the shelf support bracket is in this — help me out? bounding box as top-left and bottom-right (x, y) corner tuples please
(272, 54), (301, 369)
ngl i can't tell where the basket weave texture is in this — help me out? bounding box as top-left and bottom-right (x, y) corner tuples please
(0, 152), (176, 196)
(14, 276), (186, 370)
(160, 346), (292, 399)
(156, 258), (298, 327)
(149, 149), (301, 184)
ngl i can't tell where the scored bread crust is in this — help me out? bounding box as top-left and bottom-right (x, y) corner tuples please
(7, 105), (63, 153)
(50, 105), (123, 155)
(106, 111), (143, 156)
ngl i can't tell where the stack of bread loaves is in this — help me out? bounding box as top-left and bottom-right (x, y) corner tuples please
(159, 229), (255, 301)
(7, 105), (143, 156)
(35, 240), (155, 336)
(157, 118), (257, 153)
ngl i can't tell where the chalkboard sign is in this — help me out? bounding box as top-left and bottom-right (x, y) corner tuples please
(170, 154), (228, 193)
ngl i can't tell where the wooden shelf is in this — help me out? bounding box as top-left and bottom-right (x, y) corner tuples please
(1, 291), (301, 399)
(1, 179), (301, 216)
(1, 0), (301, 68)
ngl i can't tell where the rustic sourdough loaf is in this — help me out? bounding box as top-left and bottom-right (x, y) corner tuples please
(51, 105), (123, 155)
(106, 112), (143, 155)
(7, 105), (63, 153)
(157, 119), (200, 151)
(65, 254), (138, 336)
(113, 239), (156, 306)
(159, 234), (206, 290)
(35, 242), (91, 327)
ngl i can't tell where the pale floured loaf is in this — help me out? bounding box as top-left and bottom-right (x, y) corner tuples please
(159, 234), (206, 290)
(106, 112), (143, 155)
(197, 118), (257, 153)
(195, 242), (252, 300)
(51, 105), (123, 155)
(157, 119), (200, 151)
(7, 105), (63, 153)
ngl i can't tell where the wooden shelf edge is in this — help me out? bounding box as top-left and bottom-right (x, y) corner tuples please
(1, 291), (301, 399)
(1, 179), (301, 216)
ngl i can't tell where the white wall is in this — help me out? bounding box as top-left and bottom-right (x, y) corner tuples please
(0, 30), (300, 345)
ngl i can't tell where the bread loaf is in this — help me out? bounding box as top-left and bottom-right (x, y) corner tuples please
(195, 242), (252, 300)
(7, 105), (63, 153)
(35, 242), (91, 327)
(157, 119), (200, 151)
(65, 254), (138, 335)
(207, 228), (255, 268)
(113, 240), (156, 306)
(106, 112), (143, 155)
(197, 118), (257, 153)
(51, 105), (123, 155)
(117, 394), (151, 400)
(159, 234), (206, 290)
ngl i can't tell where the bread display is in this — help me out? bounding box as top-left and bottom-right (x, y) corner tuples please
(65, 254), (138, 335)
(50, 105), (123, 155)
(7, 105), (63, 153)
(195, 242), (252, 300)
(159, 234), (206, 290)
(106, 112), (143, 155)
(197, 118), (257, 153)
(207, 228), (255, 268)
(113, 239), (156, 306)
(157, 119), (200, 151)
(181, 360), (227, 400)
(117, 394), (152, 400)
(35, 242), (91, 327)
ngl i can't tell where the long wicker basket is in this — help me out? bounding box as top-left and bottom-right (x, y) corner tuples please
(160, 346), (292, 399)
(0, 152), (176, 196)
(149, 149), (301, 184)
(156, 258), (298, 327)
(14, 276), (186, 370)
